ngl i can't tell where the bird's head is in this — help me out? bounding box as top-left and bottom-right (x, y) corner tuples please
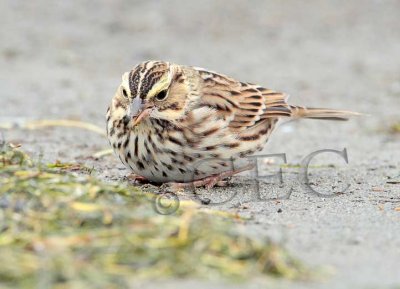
(110, 61), (194, 128)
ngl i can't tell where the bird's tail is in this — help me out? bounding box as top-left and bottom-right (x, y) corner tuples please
(289, 105), (361, 121)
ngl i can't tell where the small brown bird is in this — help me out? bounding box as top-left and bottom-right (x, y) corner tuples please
(107, 61), (357, 189)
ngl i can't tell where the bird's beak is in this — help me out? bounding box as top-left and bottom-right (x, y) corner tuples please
(129, 98), (153, 126)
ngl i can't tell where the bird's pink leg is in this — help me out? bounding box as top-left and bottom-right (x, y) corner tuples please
(164, 163), (255, 191)
(127, 173), (148, 184)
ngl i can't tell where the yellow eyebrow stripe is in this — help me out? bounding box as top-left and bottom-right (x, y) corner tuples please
(146, 73), (171, 99)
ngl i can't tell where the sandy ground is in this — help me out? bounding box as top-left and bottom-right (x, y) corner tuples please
(1, 0), (400, 288)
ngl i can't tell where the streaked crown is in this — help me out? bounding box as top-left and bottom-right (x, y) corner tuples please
(128, 61), (171, 100)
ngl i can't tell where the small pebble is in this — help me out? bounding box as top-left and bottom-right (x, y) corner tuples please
(201, 198), (211, 205)
(349, 236), (363, 245)
(13, 200), (25, 212)
(0, 197), (9, 209)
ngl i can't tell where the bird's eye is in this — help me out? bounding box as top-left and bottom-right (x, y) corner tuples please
(154, 90), (168, 101)
(122, 88), (128, 98)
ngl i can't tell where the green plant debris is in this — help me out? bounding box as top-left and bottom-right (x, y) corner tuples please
(0, 145), (307, 288)
(389, 122), (400, 134)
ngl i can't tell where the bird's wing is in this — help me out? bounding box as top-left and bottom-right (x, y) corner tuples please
(196, 69), (291, 134)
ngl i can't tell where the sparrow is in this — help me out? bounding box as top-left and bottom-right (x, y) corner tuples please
(106, 61), (358, 189)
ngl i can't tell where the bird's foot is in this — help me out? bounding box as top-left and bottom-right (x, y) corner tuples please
(162, 163), (254, 191)
(127, 173), (148, 184)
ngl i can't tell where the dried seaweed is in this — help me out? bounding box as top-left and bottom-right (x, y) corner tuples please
(0, 119), (105, 136)
(0, 145), (307, 288)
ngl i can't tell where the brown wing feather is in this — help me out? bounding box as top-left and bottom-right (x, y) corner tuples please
(196, 68), (290, 134)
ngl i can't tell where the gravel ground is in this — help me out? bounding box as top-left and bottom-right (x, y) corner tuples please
(1, 0), (399, 288)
